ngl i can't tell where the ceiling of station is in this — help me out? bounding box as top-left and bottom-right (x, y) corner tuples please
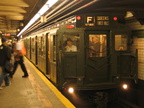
(0, 0), (144, 37)
(16, 0), (144, 36)
(0, 0), (47, 35)
(74, 0), (144, 17)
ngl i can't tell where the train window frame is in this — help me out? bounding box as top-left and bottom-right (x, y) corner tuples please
(115, 34), (128, 51)
(62, 33), (80, 52)
(89, 34), (107, 57)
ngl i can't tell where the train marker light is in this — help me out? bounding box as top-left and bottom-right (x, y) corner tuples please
(66, 25), (75, 28)
(113, 17), (118, 21)
(76, 16), (81, 20)
(68, 87), (74, 93)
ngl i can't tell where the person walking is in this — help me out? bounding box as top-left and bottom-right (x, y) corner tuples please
(0, 38), (12, 89)
(11, 40), (28, 78)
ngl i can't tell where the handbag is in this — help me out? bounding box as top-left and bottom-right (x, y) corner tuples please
(4, 61), (14, 73)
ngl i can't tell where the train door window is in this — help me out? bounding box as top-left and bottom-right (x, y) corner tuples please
(53, 35), (56, 61)
(89, 34), (107, 57)
(40, 36), (45, 56)
(37, 37), (41, 55)
(63, 33), (80, 52)
(115, 35), (127, 51)
(31, 38), (35, 53)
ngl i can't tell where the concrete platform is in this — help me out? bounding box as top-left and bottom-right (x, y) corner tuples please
(0, 57), (75, 108)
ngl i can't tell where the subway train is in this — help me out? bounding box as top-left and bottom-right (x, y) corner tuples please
(23, 12), (138, 95)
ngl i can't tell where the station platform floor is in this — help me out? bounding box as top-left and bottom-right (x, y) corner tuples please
(0, 57), (75, 108)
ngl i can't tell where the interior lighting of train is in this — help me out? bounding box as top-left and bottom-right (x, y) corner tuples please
(17, 0), (58, 37)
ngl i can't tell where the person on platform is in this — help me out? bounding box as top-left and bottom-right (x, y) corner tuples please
(0, 38), (11, 89)
(11, 39), (28, 78)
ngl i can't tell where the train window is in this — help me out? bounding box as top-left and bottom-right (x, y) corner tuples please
(63, 33), (80, 52)
(40, 36), (44, 56)
(89, 34), (107, 57)
(115, 35), (127, 51)
(31, 38), (35, 53)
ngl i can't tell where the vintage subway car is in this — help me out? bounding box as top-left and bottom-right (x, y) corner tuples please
(24, 12), (138, 93)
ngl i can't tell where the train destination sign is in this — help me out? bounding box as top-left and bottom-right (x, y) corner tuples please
(85, 16), (109, 26)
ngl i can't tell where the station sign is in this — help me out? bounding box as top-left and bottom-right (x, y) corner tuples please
(4, 33), (11, 37)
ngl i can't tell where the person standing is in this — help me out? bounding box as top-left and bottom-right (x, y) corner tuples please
(0, 38), (11, 89)
(90, 37), (101, 57)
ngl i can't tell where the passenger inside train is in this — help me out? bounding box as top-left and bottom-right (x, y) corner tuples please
(64, 38), (77, 52)
(89, 34), (106, 57)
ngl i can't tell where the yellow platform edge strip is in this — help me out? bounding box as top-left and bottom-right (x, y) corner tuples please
(25, 57), (76, 108)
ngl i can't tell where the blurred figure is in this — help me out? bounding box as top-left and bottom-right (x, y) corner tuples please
(0, 38), (11, 89)
(11, 39), (28, 78)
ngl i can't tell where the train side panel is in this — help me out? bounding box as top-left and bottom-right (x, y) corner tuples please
(23, 13), (138, 92)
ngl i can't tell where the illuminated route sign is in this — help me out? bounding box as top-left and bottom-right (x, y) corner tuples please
(97, 16), (109, 25)
(85, 16), (95, 26)
(85, 16), (109, 26)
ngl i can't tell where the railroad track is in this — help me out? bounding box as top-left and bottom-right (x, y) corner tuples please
(117, 98), (142, 108)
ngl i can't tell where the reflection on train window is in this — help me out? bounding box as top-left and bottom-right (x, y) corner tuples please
(63, 33), (80, 52)
(89, 34), (107, 57)
(115, 35), (127, 51)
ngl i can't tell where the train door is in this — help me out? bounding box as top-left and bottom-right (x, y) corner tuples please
(85, 30), (110, 84)
(61, 32), (82, 77)
(49, 33), (57, 83)
(57, 30), (85, 87)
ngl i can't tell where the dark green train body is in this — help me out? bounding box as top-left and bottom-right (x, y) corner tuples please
(24, 12), (138, 92)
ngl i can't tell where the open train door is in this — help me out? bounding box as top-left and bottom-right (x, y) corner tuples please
(85, 30), (111, 84)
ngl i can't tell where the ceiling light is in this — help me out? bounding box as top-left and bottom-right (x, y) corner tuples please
(17, 0), (58, 37)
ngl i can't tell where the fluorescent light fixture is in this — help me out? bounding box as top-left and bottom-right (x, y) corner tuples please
(38, 5), (49, 16)
(17, 0), (58, 36)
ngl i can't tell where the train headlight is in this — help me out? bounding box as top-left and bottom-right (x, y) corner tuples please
(122, 83), (128, 90)
(68, 87), (74, 93)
